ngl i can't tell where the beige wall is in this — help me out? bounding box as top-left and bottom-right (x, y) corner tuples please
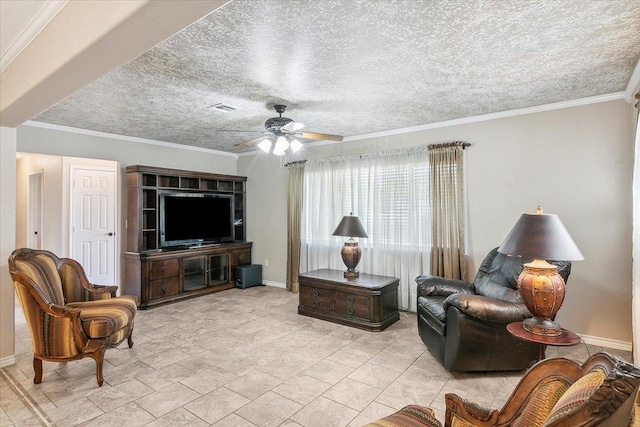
(1, 127), (17, 364)
(16, 154), (64, 253)
(239, 99), (635, 344)
(16, 125), (238, 284)
(237, 155), (288, 285)
(15, 154), (118, 256)
(2, 125), (237, 364)
(17, 125), (238, 175)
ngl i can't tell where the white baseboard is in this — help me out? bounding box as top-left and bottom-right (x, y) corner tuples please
(263, 280), (286, 289)
(0, 355), (17, 368)
(579, 334), (632, 352)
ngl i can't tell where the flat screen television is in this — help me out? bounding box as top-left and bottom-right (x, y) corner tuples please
(159, 191), (234, 248)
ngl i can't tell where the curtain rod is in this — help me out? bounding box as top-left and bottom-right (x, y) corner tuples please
(286, 140), (469, 166)
(284, 160), (307, 167)
(427, 141), (470, 150)
(304, 145), (431, 165)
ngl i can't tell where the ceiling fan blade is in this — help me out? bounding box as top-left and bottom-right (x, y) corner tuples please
(299, 132), (343, 142)
(234, 136), (268, 147)
(281, 121), (305, 132)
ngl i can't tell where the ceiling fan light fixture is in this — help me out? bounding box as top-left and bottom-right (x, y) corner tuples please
(273, 136), (289, 156)
(257, 138), (272, 153)
(289, 138), (303, 153)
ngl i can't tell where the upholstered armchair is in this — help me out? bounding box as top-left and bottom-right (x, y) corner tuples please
(364, 353), (639, 427)
(9, 248), (137, 386)
(445, 352), (640, 427)
(416, 247), (571, 371)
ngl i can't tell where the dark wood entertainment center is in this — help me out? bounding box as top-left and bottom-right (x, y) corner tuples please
(124, 165), (251, 308)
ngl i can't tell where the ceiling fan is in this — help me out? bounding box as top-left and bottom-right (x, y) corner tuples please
(233, 104), (343, 155)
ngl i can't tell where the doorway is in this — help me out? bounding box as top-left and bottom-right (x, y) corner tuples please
(70, 166), (117, 285)
(27, 171), (43, 249)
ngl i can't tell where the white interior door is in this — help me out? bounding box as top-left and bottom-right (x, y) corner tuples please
(27, 171), (43, 249)
(71, 167), (117, 285)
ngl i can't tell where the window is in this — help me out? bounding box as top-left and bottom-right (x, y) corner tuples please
(300, 149), (431, 311)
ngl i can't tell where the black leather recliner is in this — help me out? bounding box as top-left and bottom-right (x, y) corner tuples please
(416, 247), (571, 372)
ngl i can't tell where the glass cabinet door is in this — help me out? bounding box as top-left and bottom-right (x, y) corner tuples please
(209, 254), (228, 285)
(183, 257), (207, 291)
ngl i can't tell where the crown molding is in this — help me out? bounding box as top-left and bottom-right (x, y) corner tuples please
(236, 150), (261, 157)
(0, 0), (68, 72)
(240, 92), (627, 157)
(22, 120), (238, 158)
(25, 91), (627, 158)
(624, 58), (640, 102)
(344, 92), (626, 143)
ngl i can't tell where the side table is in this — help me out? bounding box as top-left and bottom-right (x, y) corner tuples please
(507, 321), (580, 362)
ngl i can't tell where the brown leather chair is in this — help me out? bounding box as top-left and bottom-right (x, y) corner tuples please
(445, 352), (640, 427)
(416, 247), (571, 371)
(9, 248), (137, 386)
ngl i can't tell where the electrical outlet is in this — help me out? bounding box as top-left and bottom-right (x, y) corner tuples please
(264, 259), (269, 267)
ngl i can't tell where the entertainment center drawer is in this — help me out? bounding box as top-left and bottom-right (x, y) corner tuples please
(300, 286), (334, 311)
(335, 292), (370, 319)
(149, 277), (180, 299)
(149, 259), (179, 280)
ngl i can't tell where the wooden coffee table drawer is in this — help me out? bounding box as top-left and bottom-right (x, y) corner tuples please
(298, 269), (399, 331)
(335, 292), (370, 319)
(300, 286), (334, 311)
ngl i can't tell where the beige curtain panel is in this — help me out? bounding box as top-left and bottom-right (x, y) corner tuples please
(286, 161), (305, 292)
(428, 141), (467, 280)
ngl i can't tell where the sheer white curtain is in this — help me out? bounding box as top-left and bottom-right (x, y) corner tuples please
(300, 148), (430, 311)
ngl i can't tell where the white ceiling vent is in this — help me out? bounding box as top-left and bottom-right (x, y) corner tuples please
(209, 103), (237, 112)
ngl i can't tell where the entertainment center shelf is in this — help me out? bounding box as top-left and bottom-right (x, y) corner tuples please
(125, 165), (250, 308)
(128, 165), (246, 252)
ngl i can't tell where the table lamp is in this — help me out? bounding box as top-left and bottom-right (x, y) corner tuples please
(332, 213), (368, 278)
(498, 206), (583, 337)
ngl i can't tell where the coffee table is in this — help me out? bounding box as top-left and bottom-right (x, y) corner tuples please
(298, 269), (399, 331)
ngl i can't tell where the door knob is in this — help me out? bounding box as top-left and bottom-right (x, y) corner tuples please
(106, 232), (114, 236)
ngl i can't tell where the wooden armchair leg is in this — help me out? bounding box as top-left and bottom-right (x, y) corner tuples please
(90, 348), (105, 387)
(127, 330), (134, 348)
(33, 357), (43, 384)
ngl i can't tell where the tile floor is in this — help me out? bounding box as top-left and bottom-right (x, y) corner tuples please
(0, 285), (634, 427)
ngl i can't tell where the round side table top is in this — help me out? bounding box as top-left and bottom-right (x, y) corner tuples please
(507, 321), (581, 346)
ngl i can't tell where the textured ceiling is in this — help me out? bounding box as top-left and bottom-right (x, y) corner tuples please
(32, 0), (640, 154)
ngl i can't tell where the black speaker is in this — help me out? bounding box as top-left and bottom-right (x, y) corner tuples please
(235, 264), (263, 289)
